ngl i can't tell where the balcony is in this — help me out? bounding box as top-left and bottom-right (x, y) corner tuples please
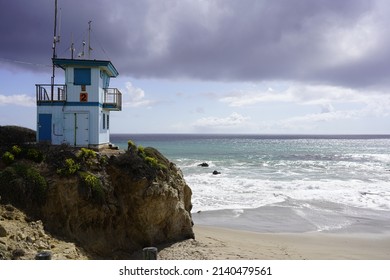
(36, 84), (67, 104)
(103, 88), (122, 111)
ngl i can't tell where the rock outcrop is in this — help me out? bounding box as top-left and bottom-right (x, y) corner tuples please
(0, 204), (89, 260)
(42, 148), (194, 258)
(0, 125), (35, 146)
(0, 129), (194, 259)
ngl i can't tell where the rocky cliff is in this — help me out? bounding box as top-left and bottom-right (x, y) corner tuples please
(0, 204), (90, 260)
(0, 128), (194, 259)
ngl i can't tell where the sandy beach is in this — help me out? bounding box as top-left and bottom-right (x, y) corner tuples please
(158, 225), (390, 260)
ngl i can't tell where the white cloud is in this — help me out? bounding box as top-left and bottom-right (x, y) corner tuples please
(220, 83), (367, 107)
(220, 87), (290, 107)
(122, 82), (156, 107)
(320, 103), (335, 114)
(193, 112), (250, 128)
(220, 82), (390, 116)
(258, 109), (361, 132)
(219, 82), (390, 133)
(0, 94), (35, 107)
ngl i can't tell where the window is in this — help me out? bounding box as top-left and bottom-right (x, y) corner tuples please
(74, 68), (91, 85)
(107, 114), (110, 129)
(100, 70), (110, 88)
(103, 113), (106, 129)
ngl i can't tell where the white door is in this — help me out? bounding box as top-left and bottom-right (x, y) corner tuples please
(76, 113), (89, 146)
(64, 113), (89, 146)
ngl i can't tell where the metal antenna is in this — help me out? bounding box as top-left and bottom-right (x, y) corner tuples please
(70, 33), (75, 59)
(58, 7), (62, 43)
(51, 0), (58, 101)
(88, 20), (92, 59)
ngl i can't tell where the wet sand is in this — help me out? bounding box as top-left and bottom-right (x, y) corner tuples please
(158, 225), (390, 260)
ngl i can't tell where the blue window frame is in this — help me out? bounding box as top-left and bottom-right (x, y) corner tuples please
(74, 68), (91, 85)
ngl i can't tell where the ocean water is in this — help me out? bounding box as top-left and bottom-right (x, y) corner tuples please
(111, 134), (390, 233)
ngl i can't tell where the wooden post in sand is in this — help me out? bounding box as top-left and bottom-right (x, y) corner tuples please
(143, 247), (158, 260)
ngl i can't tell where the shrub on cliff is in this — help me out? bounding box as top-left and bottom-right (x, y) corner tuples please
(11, 145), (22, 157)
(77, 148), (97, 167)
(78, 171), (104, 203)
(111, 148), (157, 181)
(26, 148), (44, 163)
(0, 163), (47, 209)
(127, 140), (136, 152)
(57, 158), (80, 176)
(144, 147), (169, 171)
(144, 156), (167, 170)
(1, 151), (15, 165)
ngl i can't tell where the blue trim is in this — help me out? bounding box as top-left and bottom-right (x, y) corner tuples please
(38, 102), (103, 107)
(103, 104), (117, 108)
(53, 58), (119, 77)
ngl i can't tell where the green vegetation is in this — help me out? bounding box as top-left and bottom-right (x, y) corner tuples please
(145, 156), (162, 169)
(26, 148), (44, 163)
(79, 171), (104, 202)
(16, 164), (48, 202)
(2, 145), (23, 165)
(126, 140), (167, 171)
(99, 154), (108, 166)
(11, 145), (22, 157)
(2, 151), (15, 165)
(0, 166), (17, 186)
(144, 147), (168, 171)
(1, 145), (44, 166)
(0, 163), (47, 205)
(127, 140), (136, 151)
(137, 145), (145, 156)
(57, 158), (80, 176)
(77, 147), (97, 167)
(78, 147), (96, 160)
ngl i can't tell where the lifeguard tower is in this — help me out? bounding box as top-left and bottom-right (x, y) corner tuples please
(36, 59), (122, 148)
(35, 1), (122, 149)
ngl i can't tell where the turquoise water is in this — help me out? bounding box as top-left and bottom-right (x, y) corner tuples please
(111, 134), (390, 216)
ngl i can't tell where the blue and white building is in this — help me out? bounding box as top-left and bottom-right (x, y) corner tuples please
(36, 58), (122, 148)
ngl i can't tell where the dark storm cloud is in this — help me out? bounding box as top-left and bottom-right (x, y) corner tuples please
(1, 0), (389, 88)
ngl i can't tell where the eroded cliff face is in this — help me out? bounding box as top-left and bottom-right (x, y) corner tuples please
(0, 144), (194, 259)
(0, 204), (89, 260)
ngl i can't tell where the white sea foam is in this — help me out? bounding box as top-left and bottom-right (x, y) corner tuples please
(186, 172), (390, 213)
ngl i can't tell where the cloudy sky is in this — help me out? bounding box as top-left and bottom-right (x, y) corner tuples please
(1, 0), (390, 134)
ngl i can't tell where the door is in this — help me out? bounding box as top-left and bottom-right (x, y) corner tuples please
(76, 113), (89, 146)
(64, 113), (89, 146)
(38, 114), (52, 142)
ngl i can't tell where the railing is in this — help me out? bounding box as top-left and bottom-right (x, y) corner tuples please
(103, 88), (122, 111)
(36, 84), (67, 103)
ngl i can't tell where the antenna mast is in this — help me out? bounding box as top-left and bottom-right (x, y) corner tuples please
(70, 33), (75, 59)
(88, 20), (92, 59)
(51, 0), (60, 100)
